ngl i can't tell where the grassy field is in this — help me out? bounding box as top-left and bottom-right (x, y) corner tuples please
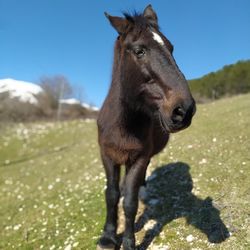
(0, 94), (249, 250)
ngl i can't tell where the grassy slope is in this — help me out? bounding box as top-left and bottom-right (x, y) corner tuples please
(0, 94), (249, 250)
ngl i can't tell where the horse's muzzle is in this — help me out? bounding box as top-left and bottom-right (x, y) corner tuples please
(160, 98), (196, 133)
(171, 98), (196, 132)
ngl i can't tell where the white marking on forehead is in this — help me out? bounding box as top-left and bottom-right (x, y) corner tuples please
(152, 31), (164, 46)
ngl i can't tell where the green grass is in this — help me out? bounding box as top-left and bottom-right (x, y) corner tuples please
(0, 94), (250, 249)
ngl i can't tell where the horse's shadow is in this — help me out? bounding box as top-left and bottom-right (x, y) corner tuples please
(136, 162), (230, 249)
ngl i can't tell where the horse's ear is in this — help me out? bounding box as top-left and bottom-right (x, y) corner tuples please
(104, 12), (128, 35)
(143, 4), (158, 28)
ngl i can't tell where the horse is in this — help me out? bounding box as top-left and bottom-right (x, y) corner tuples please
(97, 5), (196, 250)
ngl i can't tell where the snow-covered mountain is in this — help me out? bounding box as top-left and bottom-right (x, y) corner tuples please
(0, 78), (45, 105)
(81, 102), (99, 111)
(59, 99), (99, 119)
(60, 98), (99, 111)
(60, 98), (81, 105)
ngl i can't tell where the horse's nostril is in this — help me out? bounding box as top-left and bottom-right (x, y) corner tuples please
(171, 106), (185, 124)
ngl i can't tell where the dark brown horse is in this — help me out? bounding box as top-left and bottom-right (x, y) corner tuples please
(97, 5), (196, 250)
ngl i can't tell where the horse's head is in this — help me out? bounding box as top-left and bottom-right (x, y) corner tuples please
(105, 5), (196, 133)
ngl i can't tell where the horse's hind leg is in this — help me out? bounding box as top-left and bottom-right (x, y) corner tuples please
(98, 153), (120, 249)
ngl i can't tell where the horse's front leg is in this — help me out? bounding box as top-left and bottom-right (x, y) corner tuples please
(98, 153), (120, 249)
(123, 158), (149, 250)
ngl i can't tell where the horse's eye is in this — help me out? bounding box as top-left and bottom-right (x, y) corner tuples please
(134, 48), (145, 58)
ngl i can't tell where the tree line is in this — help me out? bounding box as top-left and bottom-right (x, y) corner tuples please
(189, 60), (250, 103)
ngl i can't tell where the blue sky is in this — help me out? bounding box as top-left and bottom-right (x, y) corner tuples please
(1, 0), (250, 107)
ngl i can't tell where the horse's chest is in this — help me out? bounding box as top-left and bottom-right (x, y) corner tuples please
(101, 133), (143, 165)
(151, 126), (169, 156)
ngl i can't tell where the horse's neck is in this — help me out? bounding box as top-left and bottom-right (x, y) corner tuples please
(107, 40), (148, 125)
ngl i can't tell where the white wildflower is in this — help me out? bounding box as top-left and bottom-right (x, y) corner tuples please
(199, 158), (207, 164)
(64, 244), (72, 250)
(13, 224), (22, 230)
(56, 177), (61, 182)
(5, 160), (10, 165)
(186, 234), (194, 242)
(73, 242), (79, 247)
(48, 204), (54, 209)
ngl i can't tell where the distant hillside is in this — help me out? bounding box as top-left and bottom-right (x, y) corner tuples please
(189, 60), (250, 102)
(59, 98), (98, 120)
(0, 78), (53, 121)
(0, 79), (98, 121)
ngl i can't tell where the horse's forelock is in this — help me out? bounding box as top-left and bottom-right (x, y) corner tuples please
(122, 11), (156, 32)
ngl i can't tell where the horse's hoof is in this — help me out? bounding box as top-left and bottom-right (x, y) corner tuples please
(97, 236), (117, 250)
